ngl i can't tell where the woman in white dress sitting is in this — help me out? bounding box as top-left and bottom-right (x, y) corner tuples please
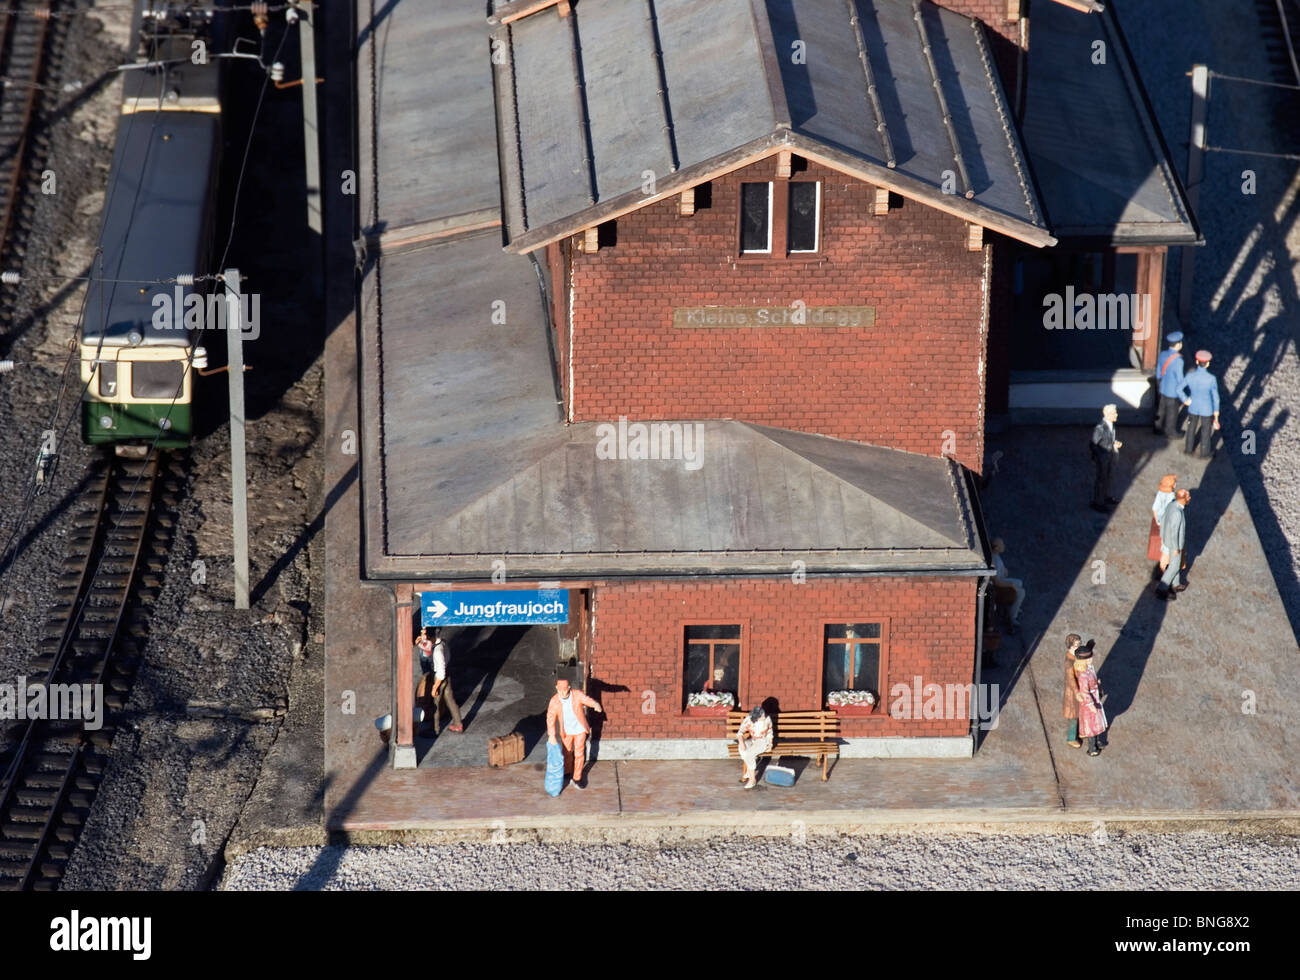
(736, 705), (773, 789)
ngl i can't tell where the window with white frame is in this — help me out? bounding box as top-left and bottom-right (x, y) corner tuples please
(739, 182), (772, 253)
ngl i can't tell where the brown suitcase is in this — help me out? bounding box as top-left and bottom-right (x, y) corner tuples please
(488, 732), (525, 768)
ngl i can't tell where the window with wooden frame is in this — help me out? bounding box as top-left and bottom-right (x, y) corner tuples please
(682, 623), (742, 707)
(822, 622), (883, 699)
(739, 180), (821, 256)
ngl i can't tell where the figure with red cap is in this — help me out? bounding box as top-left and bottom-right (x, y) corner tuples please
(1180, 350), (1220, 458)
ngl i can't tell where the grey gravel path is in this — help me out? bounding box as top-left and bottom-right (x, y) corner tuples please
(221, 833), (1300, 891)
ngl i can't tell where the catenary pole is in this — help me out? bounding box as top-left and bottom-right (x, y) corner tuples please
(298, 1), (322, 246)
(1177, 65), (1208, 326)
(225, 269), (250, 610)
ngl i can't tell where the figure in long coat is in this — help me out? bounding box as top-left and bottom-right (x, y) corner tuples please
(1073, 650), (1108, 756)
(1063, 633), (1082, 747)
(1147, 474), (1177, 574)
(1156, 488), (1191, 600)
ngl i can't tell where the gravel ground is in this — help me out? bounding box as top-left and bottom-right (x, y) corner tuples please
(220, 832), (1300, 890)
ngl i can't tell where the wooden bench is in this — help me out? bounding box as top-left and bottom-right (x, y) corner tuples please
(726, 710), (841, 781)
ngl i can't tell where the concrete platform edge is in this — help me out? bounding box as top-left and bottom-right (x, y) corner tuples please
(326, 808), (1300, 842)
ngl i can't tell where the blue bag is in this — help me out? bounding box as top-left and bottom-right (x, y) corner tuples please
(545, 741), (565, 797)
(764, 764), (796, 787)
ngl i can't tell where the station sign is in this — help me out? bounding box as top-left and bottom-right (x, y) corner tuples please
(419, 588), (569, 627)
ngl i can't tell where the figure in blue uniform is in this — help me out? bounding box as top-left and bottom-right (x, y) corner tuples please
(1153, 331), (1185, 437)
(1180, 350), (1220, 458)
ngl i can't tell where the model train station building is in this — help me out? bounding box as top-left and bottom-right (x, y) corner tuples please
(355, 0), (1197, 765)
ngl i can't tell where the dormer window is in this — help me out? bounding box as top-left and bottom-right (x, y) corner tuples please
(739, 181), (821, 256)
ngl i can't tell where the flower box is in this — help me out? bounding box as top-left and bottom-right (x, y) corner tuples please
(684, 704), (732, 718)
(826, 689), (877, 715)
(830, 702), (877, 717)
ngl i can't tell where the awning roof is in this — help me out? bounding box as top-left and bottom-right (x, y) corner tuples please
(1018, 0), (1200, 245)
(419, 420), (987, 577)
(489, 0), (1055, 252)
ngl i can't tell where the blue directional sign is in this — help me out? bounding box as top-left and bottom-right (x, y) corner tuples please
(419, 589), (570, 627)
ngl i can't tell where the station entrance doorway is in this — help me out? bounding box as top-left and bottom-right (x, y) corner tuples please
(406, 587), (592, 767)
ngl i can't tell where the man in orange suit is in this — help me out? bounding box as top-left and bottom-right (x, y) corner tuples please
(547, 678), (603, 789)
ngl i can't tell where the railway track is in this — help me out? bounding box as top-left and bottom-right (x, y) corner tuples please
(0, 452), (181, 890)
(0, 0), (52, 268)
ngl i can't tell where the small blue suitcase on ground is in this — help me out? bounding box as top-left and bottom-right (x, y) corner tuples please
(764, 764), (796, 787)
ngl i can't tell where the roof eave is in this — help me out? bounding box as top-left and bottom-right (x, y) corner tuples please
(501, 131), (1056, 254)
(792, 137), (1056, 248)
(1053, 227), (1204, 248)
(501, 133), (794, 254)
(366, 551), (992, 582)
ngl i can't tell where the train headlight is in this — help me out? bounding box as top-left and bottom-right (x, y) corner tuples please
(158, 418), (172, 431)
(99, 415), (113, 429)
(128, 329), (144, 347)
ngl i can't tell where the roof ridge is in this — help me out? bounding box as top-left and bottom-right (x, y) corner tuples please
(968, 14), (1045, 227)
(746, 0), (791, 130)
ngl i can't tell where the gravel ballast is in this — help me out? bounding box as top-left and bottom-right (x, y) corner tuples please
(220, 833), (1300, 891)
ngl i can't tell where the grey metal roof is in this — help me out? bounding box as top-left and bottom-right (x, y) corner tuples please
(490, 0), (1054, 252)
(1018, 0), (1200, 245)
(360, 1), (502, 238)
(430, 421), (981, 562)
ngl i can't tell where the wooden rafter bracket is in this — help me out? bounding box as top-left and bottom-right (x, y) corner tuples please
(577, 227), (599, 252)
(491, 0), (572, 26)
(966, 223), (984, 251)
(679, 187), (695, 216)
(873, 187), (891, 216)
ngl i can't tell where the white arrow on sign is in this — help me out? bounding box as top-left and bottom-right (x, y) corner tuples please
(428, 600), (447, 618)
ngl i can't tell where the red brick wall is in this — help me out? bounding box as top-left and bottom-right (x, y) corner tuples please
(937, 0), (1017, 39)
(587, 576), (977, 740)
(568, 157), (989, 473)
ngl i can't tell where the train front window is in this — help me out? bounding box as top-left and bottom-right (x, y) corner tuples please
(131, 360), (184, 400)
(97, 361), (118, 397)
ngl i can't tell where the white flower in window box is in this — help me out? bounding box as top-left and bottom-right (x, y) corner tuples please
(686, 690), (735, 716)
(827, 689), (877, 714)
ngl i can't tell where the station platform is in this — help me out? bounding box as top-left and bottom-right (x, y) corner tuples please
(323, 416), (1300, 831)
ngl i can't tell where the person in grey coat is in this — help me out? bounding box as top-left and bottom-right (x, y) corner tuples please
(1156, 488), (1191, 600)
